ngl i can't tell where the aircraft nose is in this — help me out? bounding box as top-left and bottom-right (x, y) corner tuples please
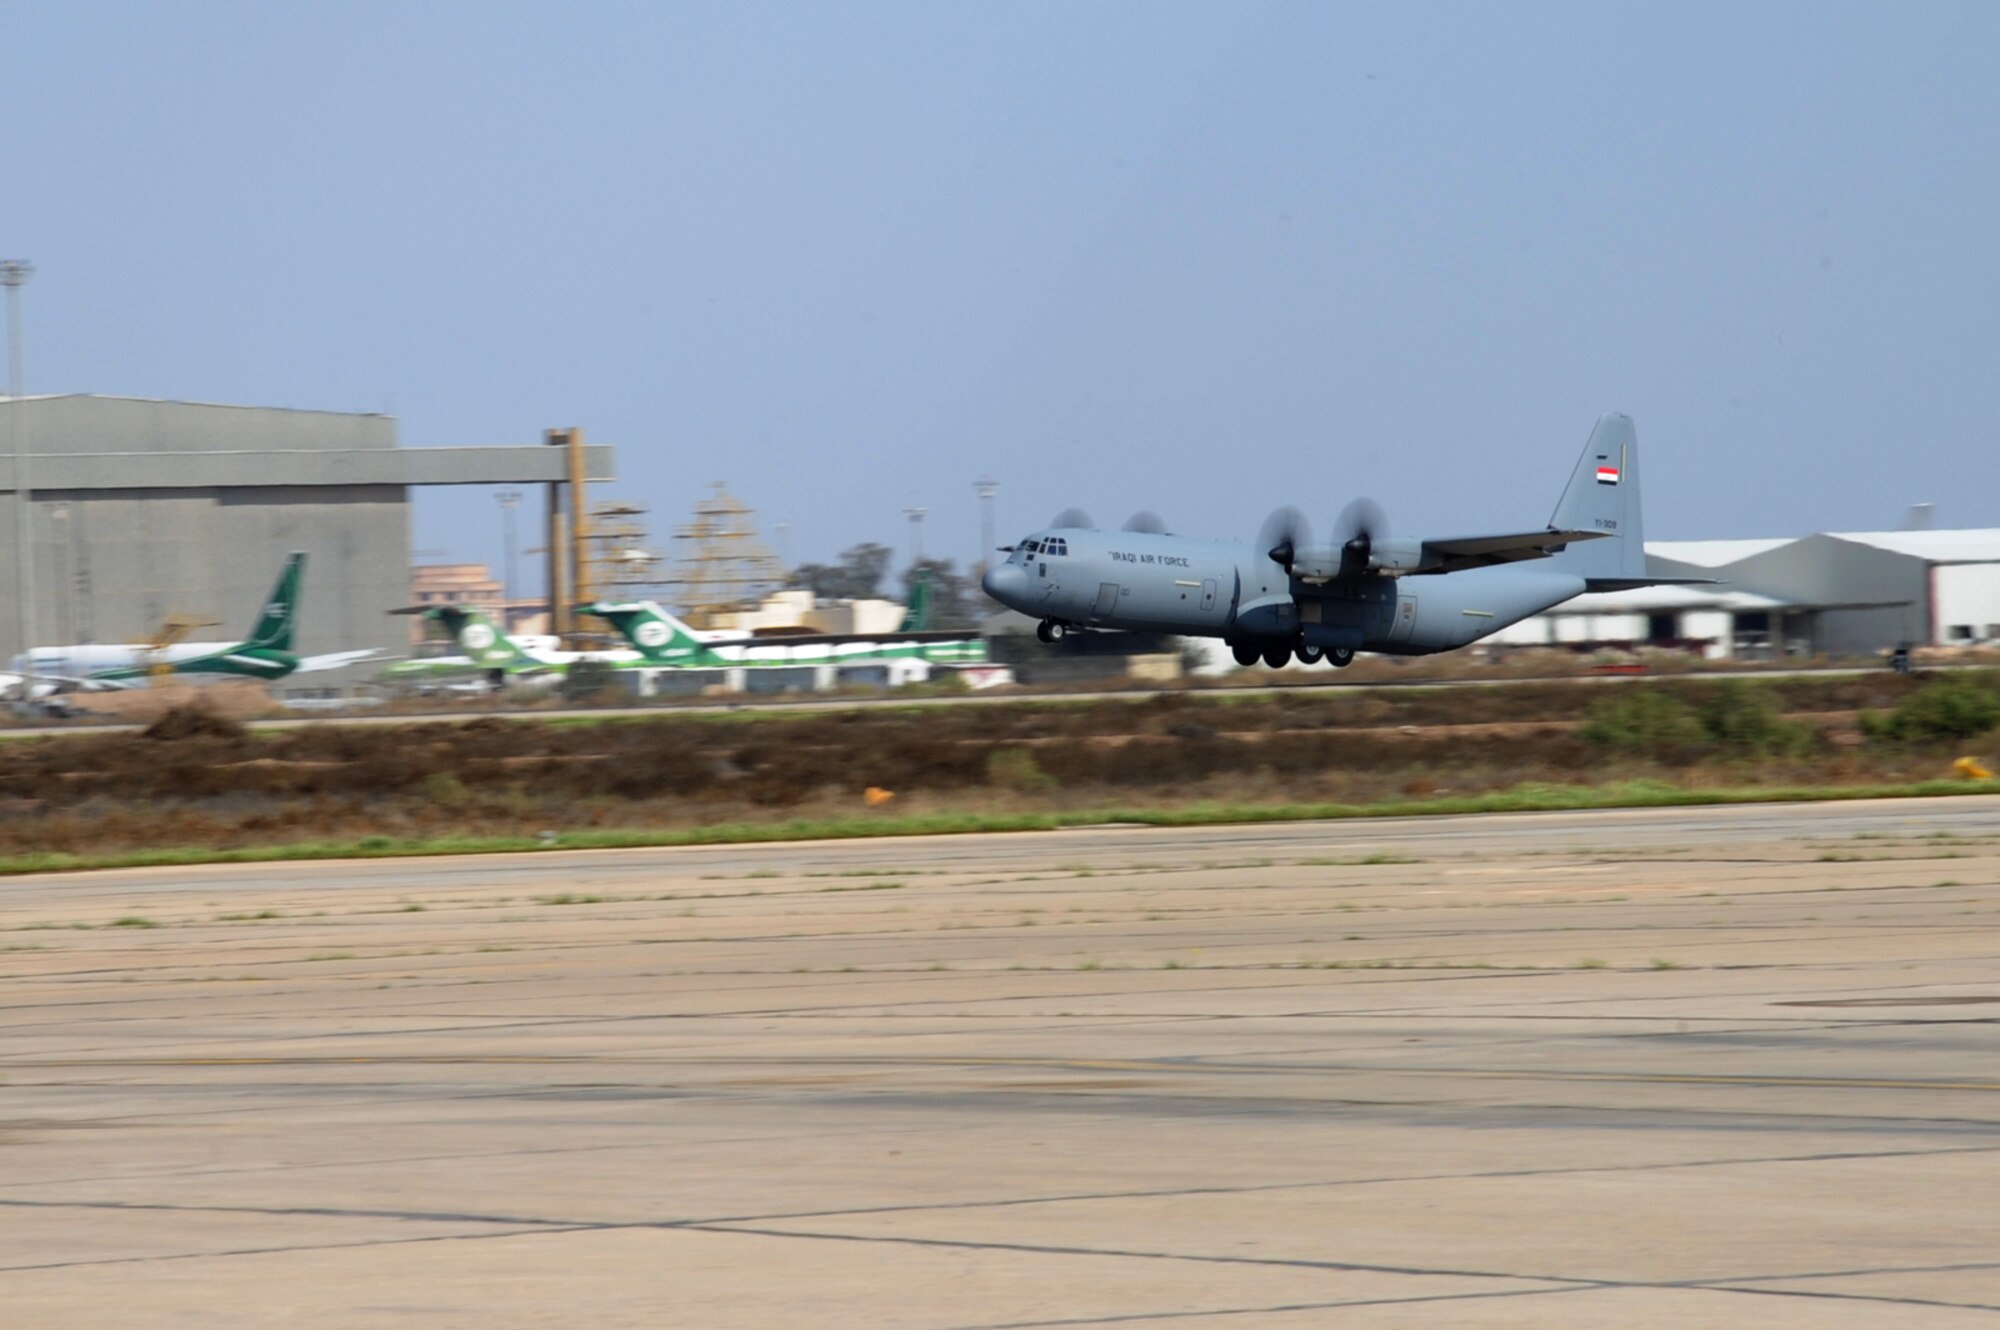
(982, 562), (1028, 608)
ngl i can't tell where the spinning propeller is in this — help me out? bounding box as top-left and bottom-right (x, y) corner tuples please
(1259, 497), (1391, 578)
(1257, 506), (1311, 573)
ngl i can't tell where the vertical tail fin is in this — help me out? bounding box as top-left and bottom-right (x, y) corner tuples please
(898, 570), (932, 632)
(430, 606), (530, 668)
(1548, 413), (1647, 585)
(580, 601), (708, 662)
(247, 552), (306, 650)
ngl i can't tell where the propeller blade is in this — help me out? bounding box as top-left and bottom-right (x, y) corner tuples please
(1333, 497), (1389, 577)
(1256, 506), (1312, 571)
(1334, 496), (1388, 547)
(1122, 511), (1167, 534)
(1050, 507), (1094, 531)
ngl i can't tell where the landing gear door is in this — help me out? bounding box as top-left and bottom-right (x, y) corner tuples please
(1390, 592), (1418, 644)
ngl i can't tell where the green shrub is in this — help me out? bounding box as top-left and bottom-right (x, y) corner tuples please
(1865, 673), (2000, 742)
(1580, 683), (1811, 758)
(1691, 683), (1813, 756)
(1578, 689), (1703, 753)
(985, 746), (1059, 792)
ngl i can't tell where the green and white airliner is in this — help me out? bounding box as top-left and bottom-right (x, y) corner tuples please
(580, 596), (986, 670)
(386, 586), (985, 693)
(2, 552), (379, 697)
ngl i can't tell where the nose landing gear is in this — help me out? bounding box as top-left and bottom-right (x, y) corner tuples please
(1036, 619), (1068, 644)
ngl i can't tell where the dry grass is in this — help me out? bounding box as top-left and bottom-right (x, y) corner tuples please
(0, 677), (1990, 858)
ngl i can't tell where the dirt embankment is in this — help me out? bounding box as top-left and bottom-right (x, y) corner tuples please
(0, 676), (1982, 857)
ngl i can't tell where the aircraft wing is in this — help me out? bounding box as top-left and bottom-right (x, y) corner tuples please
(295, 649), (384, 674)
(1413, 528), (1606, 574)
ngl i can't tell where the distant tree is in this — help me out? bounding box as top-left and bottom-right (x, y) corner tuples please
(788, 543), (895, 600)
(841, 543), (894, 598)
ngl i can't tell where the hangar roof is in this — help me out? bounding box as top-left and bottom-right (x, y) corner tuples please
(0, 394), (614, 488)
(1645, 538), (1795, 567)
(1824, 530), (2000, 562)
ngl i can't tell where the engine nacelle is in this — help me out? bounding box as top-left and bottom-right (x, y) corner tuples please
(1364, 537), (1427, 573)
(1287, 536), (1431, 581)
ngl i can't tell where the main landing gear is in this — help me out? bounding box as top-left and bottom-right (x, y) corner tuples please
(1036, 619), (1068, 644)
(1230, 641), (1358, 670)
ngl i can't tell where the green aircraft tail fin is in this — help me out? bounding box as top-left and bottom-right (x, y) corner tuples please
(430, 606), (531, 668)
(247, 552), (307, 651)
(580, 601), (707, 663)
(898, 569), (932, 632)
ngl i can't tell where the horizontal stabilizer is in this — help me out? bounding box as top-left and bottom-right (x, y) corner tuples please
(1583, 576), (1724, 593)
(1414, 528), (1605, 575)
(296, 649), (383, 673)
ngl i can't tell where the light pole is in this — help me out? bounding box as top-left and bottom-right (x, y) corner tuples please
(3, 259), (34, 661)
(904, 507), (927, 565)
(495, 488), (522, 625)
(974, 476), (998, 579)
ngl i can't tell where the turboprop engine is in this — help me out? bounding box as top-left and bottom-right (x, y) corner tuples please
(1262, 498), (1429, 581)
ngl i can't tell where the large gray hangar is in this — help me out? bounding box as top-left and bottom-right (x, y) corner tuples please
(0, 394), (614, 687)
(1491, 529), (2000, 659)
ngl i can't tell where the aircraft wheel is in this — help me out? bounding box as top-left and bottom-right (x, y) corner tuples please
(1294, 645), (1324, 665)
(1329, 648), (1355, 668)
(1260, 645), (1290, 669)
(1230, 642), (1260, 668)
(1037, 619), (1064, 644)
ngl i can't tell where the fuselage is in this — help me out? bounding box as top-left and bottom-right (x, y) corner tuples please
(982, 527), (1587, 656)
(8, 641), (294, 682)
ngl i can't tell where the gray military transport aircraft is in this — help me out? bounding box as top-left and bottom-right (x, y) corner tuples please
(981, 413), (1701, 668)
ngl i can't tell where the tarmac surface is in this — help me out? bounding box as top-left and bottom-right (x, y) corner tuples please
(4, 796), (2000, 1327)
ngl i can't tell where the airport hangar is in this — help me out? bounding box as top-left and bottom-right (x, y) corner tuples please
(0, 394), (615, 693)
(1489, 530), (2000, 659)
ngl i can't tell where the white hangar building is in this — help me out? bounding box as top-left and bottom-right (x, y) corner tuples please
(1488, 530), (2000, 660)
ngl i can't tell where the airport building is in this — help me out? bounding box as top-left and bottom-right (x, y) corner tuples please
(1491, 530), (2000, 659)
(0, 394), (615, 691)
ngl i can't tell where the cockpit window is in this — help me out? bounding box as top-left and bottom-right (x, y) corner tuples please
(1022, 538), (1041, 554)
(1047, 538), (1068, 556)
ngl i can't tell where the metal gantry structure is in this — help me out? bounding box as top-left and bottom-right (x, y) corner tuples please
(661, 483), (786, 628)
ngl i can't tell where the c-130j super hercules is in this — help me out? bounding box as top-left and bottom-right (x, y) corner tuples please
(981, 413), (1705, 669)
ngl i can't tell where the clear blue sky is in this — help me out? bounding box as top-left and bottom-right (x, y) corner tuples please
(4, 1), (1997, 590)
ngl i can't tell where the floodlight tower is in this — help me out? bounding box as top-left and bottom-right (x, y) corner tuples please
(495, 488), (522, 618)
(3, 259), (35, 660)
(904, 506), (927, 563)
(974, 475), (998, 579)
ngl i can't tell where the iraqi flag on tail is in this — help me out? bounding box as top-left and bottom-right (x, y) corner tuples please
(1595, 463), (1621, 486)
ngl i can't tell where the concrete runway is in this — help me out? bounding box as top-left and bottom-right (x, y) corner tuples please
(4, 796), (2000, 1327)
